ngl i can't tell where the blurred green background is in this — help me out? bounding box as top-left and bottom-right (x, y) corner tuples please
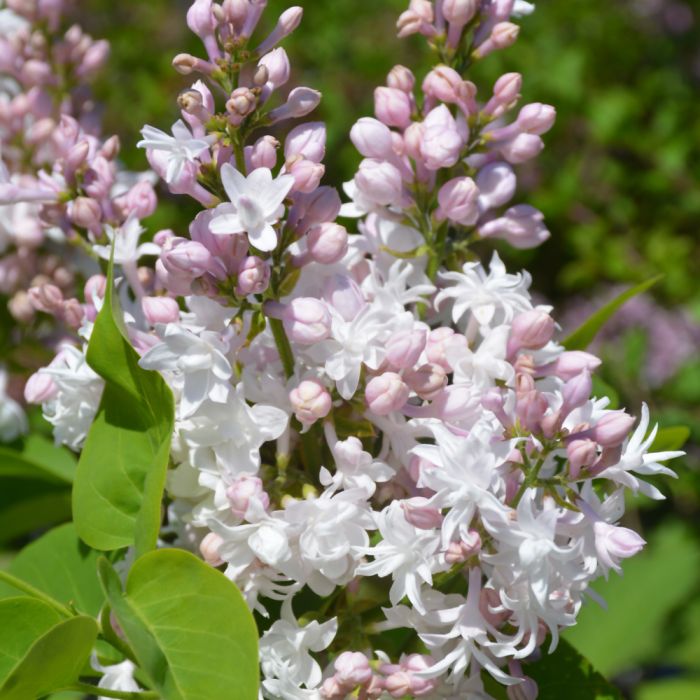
(7, 0), (700, 697)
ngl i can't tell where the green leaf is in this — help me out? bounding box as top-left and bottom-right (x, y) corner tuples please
(98, 549), (259, 700)
(73, 253), (174, 556)
(564, 524), (700, 675)
(0, 433), (76, 484)
(525, 638), (622, 699)
(0, 597), (98, 699)
(0, 524), (103, 617)
(563, 275), (663, 350)
(650, 426), (691, 454)
(637, 679), (700, 700)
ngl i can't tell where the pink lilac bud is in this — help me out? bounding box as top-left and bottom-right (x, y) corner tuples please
(354, 158), (404, 207)
(320, 677), (347, 700)
(593, 521), (645, 572)
(84, 275), (107, 307)
(282, 298), (331, 344)
(420, 105), (465, 170)
(443, 0), (478, 25)
(387, 64), (415, 93)
(258, 48), (291, 89)
(396, 0), (435, 38)
(161, 240), (214, 278)
(172, 53), (214, 75)
(499, 133), (544, 164)
(541, 350), (602, 381)
(517, 389), (548, 433)
(223, 0), (250, 26)
(366, 372), (410, 415)
(288, 158), (324, 193)
(269, 87), (321, 122)
(256, 6), (303, 54)
(78, 40), (110, 77)
(61, 299), (85, 329)
(199, 532), (224, 567)
(66, 140), (90, 173)
(119, 181), (158, 220)
(401, 497), (443, 529)
(290, 379), (332, 427)
(517, 102), (556, 135)
(386, 328), (427, 369)
(436, 176), (479, 226)
(236, 256), (270, 295)
(567, 439), (598, 479)
(24, 372), (58, 404)
(479, 204), (549, 248)
(350, 117), (394, 159)
(247, 135), (279, 170)
(142, 296), (180, 325)
(593, 411), (636, 448)
(374, 87), (412, 128)
(445, 529), (482, 563)
(323, 274), (366, 322)
(227, 87), (257, 122)
(187, 0), (217, 40)
(422, 66), (473, 108)
(404, 363), (447, 400)
(28, 283), (63, 313)
(401, 655), (440, 697)
(561, 369), (592, 414)
(507, 677), (539, 700)
(227, 475), (270, 520)
(384, 671), (411, 698)
(307, 223), (348, 264)
(83, 157), (115, 199)
(334, 651), (373, 687)
(476, 161), (516, 210)
(288, 186), (342, 234)
(476, 21), (520, 58)
(285, 122), (326, 163)
(484, 71), (523, 118)
(68, 196), (102, 231)
(426, 327), (465, 371)
(508, 309), (555, 357)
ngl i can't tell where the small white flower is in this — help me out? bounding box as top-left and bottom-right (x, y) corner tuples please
(92, 218), (160, 266)
(209, 164), (294, 252)
(137, 120), (214, 184)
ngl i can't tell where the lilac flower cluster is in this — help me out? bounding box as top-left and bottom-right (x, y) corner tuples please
(16, 1), (682, 698)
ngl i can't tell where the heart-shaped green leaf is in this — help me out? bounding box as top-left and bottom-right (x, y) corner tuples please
(99, 549), (259, 700)
(0, 597), (98, 699)
(73, 253), (174, 556)
(0, 524), (103, 617)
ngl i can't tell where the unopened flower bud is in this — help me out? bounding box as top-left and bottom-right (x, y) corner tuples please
(387, 64), (415, 93)
(227, 475), (270, 520)
(256, 6), (303, 54)
(288, 158), (324, 193)
(507, 676), (539, 700)
(117, 181), (157, 220)
(236, 256), (270, 296)
(560, 369), (592, 414)
(199, 532), (224, 567)
(61, 298), (84, 328)
(541, 351), (601, 381)
(187, 0), (217, 39)
(161, 240), (213, 278)
(374, 86), (412, 128)
(258, 48), (291, 88)
(517, 102), (556, 135)
(593, 521), (645, 572)
(28, 283), (63, 313)
(84, 274), (106, 306)
(366, 372), (410, 415)
(443, 0), (478, 25)
(69, 196), (102, 231)
(517, 389), (548, 433)
(227, 87), (257, 120)
(436, 176), (479, 226)
(323, 274), (365, 322)
(334, 651), (372, 687)
(354, 158), (404, 207)
(426, 327), (461, 370)
(269, 87), (321, 122)
(385, 671), (412, 698)
(290, 379), (332, 427)
(508, 309), (555, 357)
(476, 21), (520, 58)
(499, 133), (544, 164)
(24, 371), (57, 404)
(142, 296), (180, 325)
(247, 135), (279, 170)
(401, 497), (443, 529)
(350, 117), (394, 159)
(282, 297), (331, 344)
(307, 223), (348, 264)
(386, 328), (427, 369)
(567, 439), (597, 479)
(285, 121), (326, 163)
(479, 204), (549, 249)
(484, 72), (522, 117)
(422, 65), (472, 107)
(172, 53), (212, 75)
(404, 363), (447, 400)
(594, 411), (636, 448)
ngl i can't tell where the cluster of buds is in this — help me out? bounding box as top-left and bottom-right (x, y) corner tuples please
(18, 2), (681, 699)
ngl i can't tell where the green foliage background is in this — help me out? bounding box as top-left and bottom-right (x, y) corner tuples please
(3, 0), (699, 697)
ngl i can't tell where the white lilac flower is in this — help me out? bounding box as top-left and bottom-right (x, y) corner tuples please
(137, 120), (215, 184)
(209, 164), (294, 252)
(92, 218), (160, 266)
(39, 346), (104, 451)
(435, 252), (532, 332)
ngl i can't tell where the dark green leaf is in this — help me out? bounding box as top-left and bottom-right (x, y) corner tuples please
(563, 275), (663, 350)
(0, 524), (103, 617)
(98, 549), (259, 700)
(525, 638), (622, 699)
(0, 597), (97, 699)
(73, 253), (174, 556)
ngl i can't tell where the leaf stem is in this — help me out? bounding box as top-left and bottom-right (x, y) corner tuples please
(0, 570), (73, 618)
